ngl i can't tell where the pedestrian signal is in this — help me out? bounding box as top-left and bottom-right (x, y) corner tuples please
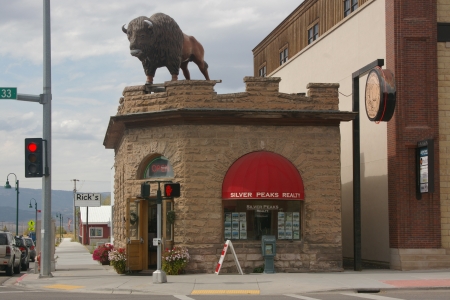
(164, 183), (180, 197)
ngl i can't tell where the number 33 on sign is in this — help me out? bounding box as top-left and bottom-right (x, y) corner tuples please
(0, 87), (17, 99)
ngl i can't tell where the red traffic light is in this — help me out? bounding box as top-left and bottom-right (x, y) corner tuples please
(27, 142), (38, 152)
(25, 138), (43, 178)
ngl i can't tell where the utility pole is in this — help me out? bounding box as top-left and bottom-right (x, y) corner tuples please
(71, 179), (79, 241)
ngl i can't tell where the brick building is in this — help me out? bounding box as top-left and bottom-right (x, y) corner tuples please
(104, 79), (355, 273)
(253, 0), (450, 270)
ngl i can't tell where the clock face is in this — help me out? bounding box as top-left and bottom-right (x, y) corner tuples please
(365, 71), (381, 120)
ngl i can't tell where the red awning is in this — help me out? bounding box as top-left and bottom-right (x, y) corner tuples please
(222, 151), (305, 200)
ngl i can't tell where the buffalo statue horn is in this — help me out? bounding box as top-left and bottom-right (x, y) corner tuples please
(122, 24), (127, 34)
(144, 20), (153, 28)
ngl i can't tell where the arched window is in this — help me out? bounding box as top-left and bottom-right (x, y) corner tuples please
(143, 156), (174, 179)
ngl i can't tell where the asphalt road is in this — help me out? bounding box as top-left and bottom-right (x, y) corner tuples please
(0, 288), (450, 300)
(2, 261), (450, 300)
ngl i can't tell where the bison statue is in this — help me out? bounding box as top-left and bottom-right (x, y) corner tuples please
(122, 13), (210, 84)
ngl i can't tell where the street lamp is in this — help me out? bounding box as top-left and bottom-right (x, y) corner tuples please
(56, 213), (63, 242)
(4, 173), (19, 236)
(29, 198), (38, 235)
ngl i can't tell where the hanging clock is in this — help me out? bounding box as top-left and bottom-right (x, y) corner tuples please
(364, 67), (396, 122)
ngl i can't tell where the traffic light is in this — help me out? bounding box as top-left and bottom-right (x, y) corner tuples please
(25, 138), (43, 178)
(164, 183), (180, 197)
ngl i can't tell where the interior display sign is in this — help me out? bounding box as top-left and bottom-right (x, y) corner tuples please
(416, 139), (434, 198)
(143, 156), (174, 178)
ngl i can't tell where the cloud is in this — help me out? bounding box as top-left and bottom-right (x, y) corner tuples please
(0, 0), (303, 191)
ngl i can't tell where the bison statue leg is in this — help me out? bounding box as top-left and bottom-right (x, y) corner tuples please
(181, 61), (190, 80)
(192, 57), (209, 81)
(144, 64), (158, 84)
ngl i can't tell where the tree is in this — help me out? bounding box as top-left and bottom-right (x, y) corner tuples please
(2, 225), (7, 231)
(57, 226), (67, 235)
(102, 195), (111, 206)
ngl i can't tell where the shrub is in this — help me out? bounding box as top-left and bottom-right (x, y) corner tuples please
(162, 246), (190, 275)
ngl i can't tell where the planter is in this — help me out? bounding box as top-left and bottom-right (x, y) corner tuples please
(101, 261), (110, 265)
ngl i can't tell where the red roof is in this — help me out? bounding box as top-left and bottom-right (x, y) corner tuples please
(222, 151), (304, 200)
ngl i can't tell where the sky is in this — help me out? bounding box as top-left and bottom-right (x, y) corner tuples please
(0, 0), (303, 193)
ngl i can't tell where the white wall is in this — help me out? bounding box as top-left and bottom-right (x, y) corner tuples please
(271, 0), (389, 263)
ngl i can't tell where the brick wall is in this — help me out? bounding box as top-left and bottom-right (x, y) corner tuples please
(438, 1), (450, 249)
(386, 0), (441, 249)
(108, 78), (350, 273)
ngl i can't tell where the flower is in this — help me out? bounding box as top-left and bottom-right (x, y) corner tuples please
(108, 248), (127, 274)
(92, 244), (114, 264)
(162, 246), (189, 275)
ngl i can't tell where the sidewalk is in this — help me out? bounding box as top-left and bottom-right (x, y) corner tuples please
(9, 238), (450, 295)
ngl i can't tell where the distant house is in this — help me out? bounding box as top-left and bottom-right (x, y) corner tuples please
(79, 206), (111, 246)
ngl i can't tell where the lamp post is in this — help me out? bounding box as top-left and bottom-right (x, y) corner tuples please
(29, 198), (38, 234)
(56, 213), (63, 243)
(4, 173), (19, 236)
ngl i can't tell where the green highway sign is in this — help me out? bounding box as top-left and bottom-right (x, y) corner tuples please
(0, 87), (17, 99)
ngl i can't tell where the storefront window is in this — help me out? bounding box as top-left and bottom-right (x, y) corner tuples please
(223, 200), (302, 241)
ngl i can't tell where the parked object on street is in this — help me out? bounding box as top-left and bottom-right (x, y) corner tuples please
(0, 231), (21, 275)
(14, 236), (30, 271)
(24, 237), (36, 262)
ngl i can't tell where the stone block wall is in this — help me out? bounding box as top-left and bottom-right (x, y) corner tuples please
(116, 78), (339, 115)
(109, 77), (345, 273)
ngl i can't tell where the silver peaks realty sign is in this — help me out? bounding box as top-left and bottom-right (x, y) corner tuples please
(75, 193), (101, 207)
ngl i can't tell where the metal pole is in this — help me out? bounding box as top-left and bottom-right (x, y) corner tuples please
(153, 183), (167, 283)
(41, 0), (52, 278)
(16, 179), (19, 236)
(72, 179), (79, 239)
(86, 207), (89, 245)
(35, 203), (37, 236)
(351, 59), (384, 271)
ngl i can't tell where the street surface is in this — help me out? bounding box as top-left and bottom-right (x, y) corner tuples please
(0, 287), (450, 300)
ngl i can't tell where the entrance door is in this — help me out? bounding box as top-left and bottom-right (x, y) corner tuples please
(147, 200), (174, 269)
(126, 197), (148, 271)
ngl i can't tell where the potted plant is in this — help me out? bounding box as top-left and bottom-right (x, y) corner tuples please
(109, 248), (127, 274)
(162, 246), (190, 275)
(92, 244), (114, 265)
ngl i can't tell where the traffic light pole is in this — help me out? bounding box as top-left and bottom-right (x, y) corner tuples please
(41, 0), (52, 278)
(141, 180), (178, 284)
(153, 182), (167, 283)
(8, 1), (52, 277)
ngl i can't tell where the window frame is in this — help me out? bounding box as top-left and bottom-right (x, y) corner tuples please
(344, 0), (358, 17)
(308, 23), (319, 45)
(259, 64), (267, 77)
(223, 200), (303, 241)
(89, 227), (103, 237)
(279, 46), (289, 66)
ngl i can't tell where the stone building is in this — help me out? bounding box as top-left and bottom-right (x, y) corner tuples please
(103, 78), (355, 273)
